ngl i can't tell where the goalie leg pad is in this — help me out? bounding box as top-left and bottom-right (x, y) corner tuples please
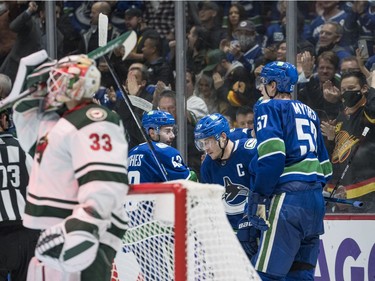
(35, 219), (100, 273)
(26, 257), (44, 281)
(26, 257), (81, 281)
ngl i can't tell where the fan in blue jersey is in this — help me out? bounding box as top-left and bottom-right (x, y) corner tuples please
(128, 110), (196, 183)
(247, 61), (333, 281)
(228, 127), (252, 141)
(194, 113), (259, 260)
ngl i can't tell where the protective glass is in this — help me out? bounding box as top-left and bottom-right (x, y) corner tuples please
(194, 137), (217, 152)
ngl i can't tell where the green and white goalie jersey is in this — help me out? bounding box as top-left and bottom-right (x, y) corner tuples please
(13, 96), (129, 251)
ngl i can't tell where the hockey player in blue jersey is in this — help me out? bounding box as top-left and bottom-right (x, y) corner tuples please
(245, 61), (333, 280)
(128, 110), (196, 183)
(194, 113), (259, 259)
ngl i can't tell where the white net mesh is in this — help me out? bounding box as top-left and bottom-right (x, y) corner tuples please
(112, 180), (260, 281)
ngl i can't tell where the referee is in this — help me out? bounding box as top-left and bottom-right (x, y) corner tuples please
(0, 78), (39, 281)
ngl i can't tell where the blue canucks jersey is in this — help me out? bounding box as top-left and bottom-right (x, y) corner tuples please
(240, 44), (263, 73)
(200, 138), (257, 229)
(304, 11), (347, 45)
(128, 141), (190, 183)
(253, 99), (332, 196)
(228, 128), (253, 141)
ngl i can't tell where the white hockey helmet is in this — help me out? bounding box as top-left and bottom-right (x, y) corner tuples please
(46, 54), (101, 108)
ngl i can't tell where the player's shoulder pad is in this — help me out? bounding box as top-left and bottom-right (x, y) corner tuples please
(155, 142), (169, 149)
(64, 104), (121, 130)
(244, 138), (257, 149)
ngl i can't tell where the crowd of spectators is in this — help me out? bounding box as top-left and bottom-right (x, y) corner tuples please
(1, 0), (375, 213)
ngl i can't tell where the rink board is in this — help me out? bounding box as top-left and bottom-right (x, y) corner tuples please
(315, 215), (375, 281)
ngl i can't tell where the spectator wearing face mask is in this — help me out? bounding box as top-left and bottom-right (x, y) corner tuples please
(227, 20), (263, 74)
(324, 70), (375, 213)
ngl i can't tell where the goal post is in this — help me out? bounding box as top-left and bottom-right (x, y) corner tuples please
(112, 180), (260, 281)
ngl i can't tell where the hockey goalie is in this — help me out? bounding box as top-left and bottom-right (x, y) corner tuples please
(12, 54), (129, 281)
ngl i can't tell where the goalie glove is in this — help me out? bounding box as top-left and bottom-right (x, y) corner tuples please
(236, 217), (260, 260)
(35, 207), (107, 272)
(248, 191), (272, 231)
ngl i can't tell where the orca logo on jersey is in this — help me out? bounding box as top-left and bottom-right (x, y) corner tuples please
(35, 135), (48, 164)
(223, 176), (249, 204)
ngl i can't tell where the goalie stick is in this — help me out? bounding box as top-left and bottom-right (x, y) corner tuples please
(0, 30), (136, 111)
(97, 13), (152, 112)
(0, 50), (49, 110)
(98, 13), (168, 182)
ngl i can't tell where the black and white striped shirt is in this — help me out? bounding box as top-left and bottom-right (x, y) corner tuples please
(0, 133), (31, 224)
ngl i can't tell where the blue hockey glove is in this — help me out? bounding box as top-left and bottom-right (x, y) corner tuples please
(236, 217), (260, 260)
(248, 191), (272, 231)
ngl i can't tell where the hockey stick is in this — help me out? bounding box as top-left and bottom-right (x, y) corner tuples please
(9, 50), (49, 97)
(323, 196), (363, 208)
(87, 30), (135, 61)
(97, 13), (152, 112)
(128, 95), (153, 112)
(0, 31), (136, 111)
(0, 50), (49, 110)
(99, 14), (168, 182)
(329, 126), (370, 200)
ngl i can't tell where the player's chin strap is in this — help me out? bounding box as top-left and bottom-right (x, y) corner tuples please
(265, 86), (277, 99)
(266, 87), (292, 100)
(217, 136), (229, 163)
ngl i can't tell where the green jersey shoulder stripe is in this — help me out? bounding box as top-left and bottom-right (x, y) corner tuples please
(64, 104), (121, 130)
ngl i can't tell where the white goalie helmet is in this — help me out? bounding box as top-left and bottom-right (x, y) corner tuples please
(46, 54), (101, 108)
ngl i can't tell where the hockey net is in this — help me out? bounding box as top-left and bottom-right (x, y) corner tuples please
(111, 180), (260, 281)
